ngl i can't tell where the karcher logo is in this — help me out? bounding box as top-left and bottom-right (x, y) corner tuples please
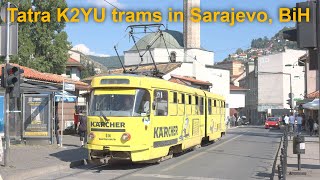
(154, 126), (178, 138)
(91, 122), (125, 128)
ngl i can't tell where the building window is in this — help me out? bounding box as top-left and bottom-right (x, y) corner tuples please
(66, 69), (71, 77)
(170, 51), (177, 62)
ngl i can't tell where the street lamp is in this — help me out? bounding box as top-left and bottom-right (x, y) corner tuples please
(285, 60), (307, 98)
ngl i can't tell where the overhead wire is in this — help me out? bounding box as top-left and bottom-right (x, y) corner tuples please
(102, 0), (202, 64)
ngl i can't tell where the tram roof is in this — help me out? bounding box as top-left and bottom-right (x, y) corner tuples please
(91, 74), (224, 100)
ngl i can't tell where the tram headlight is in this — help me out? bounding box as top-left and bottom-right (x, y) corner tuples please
(88, 132), (95, 140)
(121, 133), (131, 141)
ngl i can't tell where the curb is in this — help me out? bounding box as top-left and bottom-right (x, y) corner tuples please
(270, 134), (283, 180)
(4, 159), (88, 180)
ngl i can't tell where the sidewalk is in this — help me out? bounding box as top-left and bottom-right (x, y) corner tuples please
(0, 135), (88, 180)
(286, 134), (320, 180)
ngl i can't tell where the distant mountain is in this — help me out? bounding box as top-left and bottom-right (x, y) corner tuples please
(88, 55), (125, 70)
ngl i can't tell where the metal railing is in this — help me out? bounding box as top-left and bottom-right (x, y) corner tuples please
(278, 126), (288, 180)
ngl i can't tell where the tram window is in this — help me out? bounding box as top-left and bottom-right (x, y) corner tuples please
(188, 95), (192, 104)
(154, 90), (168, 116)
(195, 96), (198, 105)
(200, 97), (204, 115)
(181, 94), (185, 104)
(208, 99), (212, 115)
(173, 92), (177, 103)
(214, 100), (216, 107)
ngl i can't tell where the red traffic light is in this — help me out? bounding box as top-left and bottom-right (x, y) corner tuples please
(7, 66), (18, 75)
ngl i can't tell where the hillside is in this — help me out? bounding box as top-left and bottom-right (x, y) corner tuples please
(88, 55), (125, 70)
(223, 27), (299, 62)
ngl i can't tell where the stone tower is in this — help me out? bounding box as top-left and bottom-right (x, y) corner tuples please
(183, 0), (200, 49)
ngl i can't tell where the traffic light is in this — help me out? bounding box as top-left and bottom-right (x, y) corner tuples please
(282, 1), (319, 70)
(283, 28), (297, 41)
(283, 2), (317, 48)
(1, 64), (24, 98)
(286, 93), (294, 109)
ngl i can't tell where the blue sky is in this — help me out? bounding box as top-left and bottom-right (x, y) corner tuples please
(65, 0), (302, 62)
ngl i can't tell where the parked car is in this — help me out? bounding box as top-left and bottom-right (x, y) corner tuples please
(265, 117), (281, 129)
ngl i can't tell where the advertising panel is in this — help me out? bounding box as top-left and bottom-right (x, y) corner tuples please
(23, 95), (50, 137)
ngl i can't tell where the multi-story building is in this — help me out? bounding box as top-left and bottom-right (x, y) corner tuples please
(240, 49), (306, 124)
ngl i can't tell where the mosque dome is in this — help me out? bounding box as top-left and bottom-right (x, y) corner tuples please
(129, 30), (184, 51)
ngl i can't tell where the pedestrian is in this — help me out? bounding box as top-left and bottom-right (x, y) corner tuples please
(54, 102), (60, 146)
(296, 114), (303, 134)
(307, 116), (314, 136)
(77, 110), (87, 147)
(313, 122), (319, 136)
(289, 113), (295, 132)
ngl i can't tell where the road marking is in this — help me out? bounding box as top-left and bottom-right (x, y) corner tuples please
(132, 173), (231, 180)
(161, 132), (246, 172)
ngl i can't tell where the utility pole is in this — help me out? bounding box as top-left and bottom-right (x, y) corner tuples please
(316, 0), (320, 164)
(4, 1), (11, 167)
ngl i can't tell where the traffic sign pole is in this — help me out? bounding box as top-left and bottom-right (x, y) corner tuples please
(3, 1), (11, 167)
(5, 2), (10, 63)
(316, 0), (320, 164)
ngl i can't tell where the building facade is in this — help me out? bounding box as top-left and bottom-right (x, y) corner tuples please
(240, 49), (306, 124)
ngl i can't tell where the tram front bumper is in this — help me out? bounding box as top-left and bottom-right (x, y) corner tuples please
(86, 144), (149, 151)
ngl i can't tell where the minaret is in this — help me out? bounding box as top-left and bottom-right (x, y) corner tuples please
(183, 0), (200, 49)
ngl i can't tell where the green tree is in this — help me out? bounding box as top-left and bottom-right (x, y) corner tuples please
(7, 0), (71, 74)
(236, 48), (243, 54)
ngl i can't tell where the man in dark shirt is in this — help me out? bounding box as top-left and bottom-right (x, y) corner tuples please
(77, 110), (87, 147)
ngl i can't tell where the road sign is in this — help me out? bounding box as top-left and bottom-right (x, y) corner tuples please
(0, 23), (18, 56)
(0, 3), (18, 23)
(64, 83), (75, 91)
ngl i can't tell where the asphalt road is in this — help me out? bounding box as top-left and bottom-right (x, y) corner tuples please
(28, 126), (282, 180)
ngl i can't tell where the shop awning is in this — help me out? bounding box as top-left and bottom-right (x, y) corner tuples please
(302, 98), (319, 110)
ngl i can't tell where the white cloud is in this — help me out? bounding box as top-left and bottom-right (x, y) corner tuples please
(72, 44), (110, 57)
(86, 0), (123, 9)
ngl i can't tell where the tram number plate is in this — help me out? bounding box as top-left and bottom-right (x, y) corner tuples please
(106, 134), (111, 138)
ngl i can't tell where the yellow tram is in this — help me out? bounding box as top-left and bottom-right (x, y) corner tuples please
(86, 75), (226, 163)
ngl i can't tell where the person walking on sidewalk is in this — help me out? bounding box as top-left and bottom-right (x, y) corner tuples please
(296, 114), (303, 134)
(307, 116), (314, 136)
(289, 113), (295, 133)
(54, 102), (60, 145)
(77, 110), (87, 147)
(284, 114), (289, 131)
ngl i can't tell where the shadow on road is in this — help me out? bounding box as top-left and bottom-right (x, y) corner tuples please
(49, 147), (87, 163)
(287, 163), (320, 170)
(227, 131), (282, 138)
(205, 150), (275, 161)
(253, 172), (272, 179)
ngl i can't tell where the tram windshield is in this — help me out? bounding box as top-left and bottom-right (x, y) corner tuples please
(89, 89), (150, 117)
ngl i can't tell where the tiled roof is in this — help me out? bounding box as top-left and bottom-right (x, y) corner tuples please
(66, 58), (84, 68)
(170, 74), (212, 86)
(0, 63), (89, 90)
(67, 58), (79, 63)
(307, 90), (319, 99)
(82, 62), (182, 81)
